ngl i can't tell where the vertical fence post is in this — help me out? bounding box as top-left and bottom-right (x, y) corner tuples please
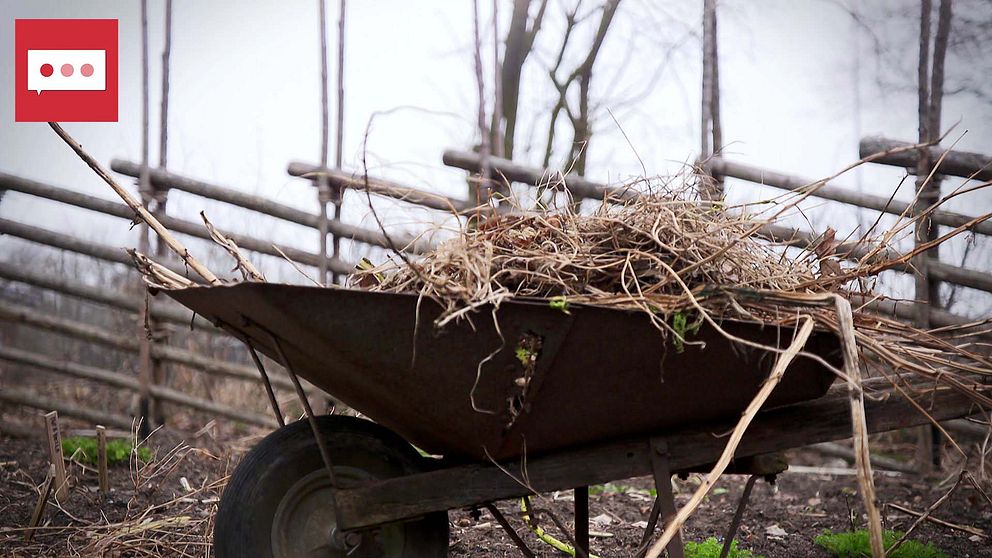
(137, 0), (157, 435)
(155, 0), (173, 261)
(331, 0), (346, 283)
(151, 0), (174, 417)
(698, 0), (723, 201)
(316, 0), (332, 285)
(912, 0), (952, 474)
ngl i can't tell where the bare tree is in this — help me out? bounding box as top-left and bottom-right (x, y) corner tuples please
(538, 0), (621, 176)
(500, 0), (549, 160)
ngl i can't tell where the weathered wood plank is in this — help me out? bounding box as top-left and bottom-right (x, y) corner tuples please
(334, 381), (986, 530)
(44, 411), (68, 500)
(859, 136), (992, 183)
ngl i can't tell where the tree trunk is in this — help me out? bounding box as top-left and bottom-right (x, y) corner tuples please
(568, 0), (621, 176)
(500, 0), (548, 159)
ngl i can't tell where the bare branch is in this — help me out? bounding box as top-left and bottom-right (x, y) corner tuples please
(501, 0), (550, 158)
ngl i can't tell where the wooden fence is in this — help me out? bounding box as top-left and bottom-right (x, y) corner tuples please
(1, 136), (988, 438)
(0, 160), (416, 433)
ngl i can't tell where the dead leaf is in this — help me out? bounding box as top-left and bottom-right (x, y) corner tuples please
(591, 513), (613, 527)
(765, 524), (788, 538)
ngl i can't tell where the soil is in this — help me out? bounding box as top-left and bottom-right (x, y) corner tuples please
(1, 432), (990, 557)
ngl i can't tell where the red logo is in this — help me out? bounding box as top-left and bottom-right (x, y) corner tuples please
(15, 19), (118, 122)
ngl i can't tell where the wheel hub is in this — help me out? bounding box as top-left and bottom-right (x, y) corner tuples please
(271, 467), (404, 557)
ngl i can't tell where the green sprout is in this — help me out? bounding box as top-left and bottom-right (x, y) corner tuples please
(515, 346), (534, 366)
(672, 311), (702, 353)
(549, 296), (570, 314)
(814, 530), (947, 558)
(62, 436), (153, 466)
(685, 538), (764, 558)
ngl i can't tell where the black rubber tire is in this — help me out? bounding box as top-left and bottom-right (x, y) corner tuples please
(214, 415), (449, 558)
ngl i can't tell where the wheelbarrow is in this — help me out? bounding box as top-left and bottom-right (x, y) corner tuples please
(164, 283), (982, 557)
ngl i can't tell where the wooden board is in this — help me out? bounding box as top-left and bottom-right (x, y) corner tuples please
(44, 411), (67, 501)
(333, 380), (987, 530)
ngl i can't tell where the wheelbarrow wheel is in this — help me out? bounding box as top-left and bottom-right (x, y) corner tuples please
(214, 415), (448, 557)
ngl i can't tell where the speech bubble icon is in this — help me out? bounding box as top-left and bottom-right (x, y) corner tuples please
(27, 49), (106, 94)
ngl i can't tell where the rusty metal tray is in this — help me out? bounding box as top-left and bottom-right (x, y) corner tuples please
(165, 283), (840, 461)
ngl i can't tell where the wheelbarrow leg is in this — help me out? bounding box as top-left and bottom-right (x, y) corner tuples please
(640, 438), (684, 558)
(484, 504), (535, 558)
(575, 486), (590, 557)
(719, 474), (759, 558)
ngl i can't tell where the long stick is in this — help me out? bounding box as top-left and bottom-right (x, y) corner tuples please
(96, 425), (109, 495)
(159, 0), (172, 170)
(644, 317), (815, 558)
(138, 0), (157, 435)
(317, 0), (331, 283)
(24, 464), (55, 541)
(472, 0), (492, 195)
(835, 295), (884, 557)
(47, 122), (220, 285)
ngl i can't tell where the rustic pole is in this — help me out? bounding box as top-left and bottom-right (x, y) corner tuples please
(138, 0), (157, 435)
(330, 0), (346, 283)
(156, 0), (173, 259)
(698, 0), (722, 200)
(858, 137), (992, 182)
(159, 0), (172, 171)
(835, 297), (884, 558)
(708, 0), (724, 195)
(316, 0), (333, 284)
(2, 391), (132, 430)
(699, 0), (713, 160)
(913, 0), (953, 474)
(0, 347), (280, 427)
(914, 0), (934, 332)
(24, 464), (55, 541)
(473, 0), (493, 201)
(110, 159), (424, 254)
(490, 0), (504, 159)
(96, 425), (109, 495)
(44, 411), (68, 500)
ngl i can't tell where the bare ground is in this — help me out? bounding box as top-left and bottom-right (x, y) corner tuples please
(1, 432), (990, 557)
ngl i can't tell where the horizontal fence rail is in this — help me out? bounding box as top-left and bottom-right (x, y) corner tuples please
(704, 158), (992, 293)
(287, 162), (475, 213)
(0, 172), (352, 276)
(0, 301), (315, 393)
(860, 136), (992, 183)
(0, 386), (134, 430)
(705, 158), (992, 237)
(0, 217), (189, 277)
(0, 346), (276, 427)
(442, 149), (636, 202)
(0, 259), (210, 329)
(110, 160), (428, 254)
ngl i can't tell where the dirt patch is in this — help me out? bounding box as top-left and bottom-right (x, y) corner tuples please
(0, 431), (233, 557)
(448, 459), (992, 557)
(2, 432), (990, 557)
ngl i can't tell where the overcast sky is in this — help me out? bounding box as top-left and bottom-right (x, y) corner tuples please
(1, 0), (989, 315)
